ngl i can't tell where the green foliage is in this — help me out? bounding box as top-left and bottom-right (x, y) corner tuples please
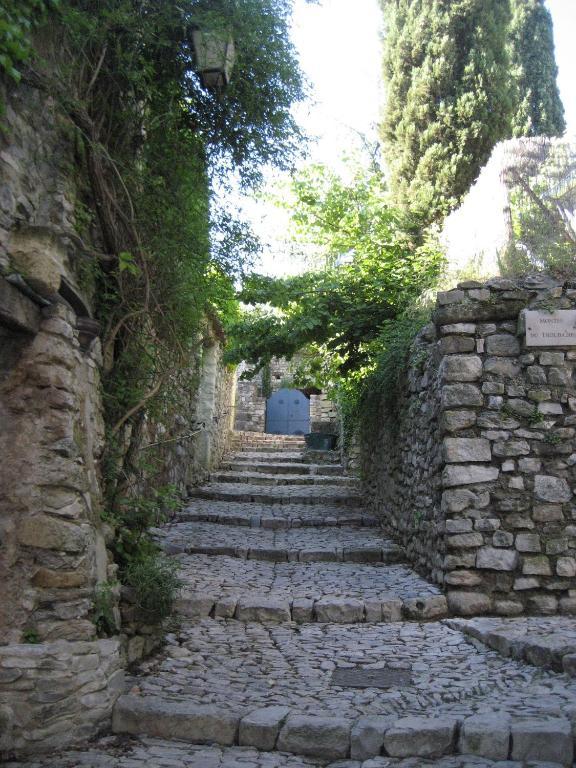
(111, 485), (180, 567)
(226, 162), (444, 441)
(93, 581), (119, 637)
(510, 0), (565, 137)
(380, 0), (565, 223)
(226, 163), (444, 375)
(22, 628), (41, 644)
(500, 142), (576, 279)
(0, 0), (55, 83)
(125, 553), (183, 624)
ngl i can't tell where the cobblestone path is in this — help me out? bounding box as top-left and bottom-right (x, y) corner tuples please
(9, 434), (576, 767)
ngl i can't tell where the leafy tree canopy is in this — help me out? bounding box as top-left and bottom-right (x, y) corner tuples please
(380, 0), (565, 223)
(226, 163), (444, 375)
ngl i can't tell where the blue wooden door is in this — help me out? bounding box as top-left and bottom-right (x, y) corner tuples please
(265, 388), (310, 435)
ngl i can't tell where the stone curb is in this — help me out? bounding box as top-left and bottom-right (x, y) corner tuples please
(173, 544), (405, 564)
(210, 472), (359, 487)
(176, 510), (379, 529)
(112, 696), (575, 765)
(191, 488), (363, 507)
(445, 617), (576, 676)
(223, 461), (345, 476)
(175, 593), (448, 624)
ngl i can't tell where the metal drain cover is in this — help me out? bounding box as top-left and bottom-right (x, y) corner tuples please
(331, 667), (412, 689)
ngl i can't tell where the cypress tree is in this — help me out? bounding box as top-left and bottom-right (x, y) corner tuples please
(510, 0), (565, 137)
(380, 0), (565, 222)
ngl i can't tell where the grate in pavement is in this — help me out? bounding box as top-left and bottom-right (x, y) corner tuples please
(331, 666), (412, 689)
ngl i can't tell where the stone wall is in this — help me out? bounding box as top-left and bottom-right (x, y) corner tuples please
(362, 275), (576, 617)
(0, 77), (234, 756)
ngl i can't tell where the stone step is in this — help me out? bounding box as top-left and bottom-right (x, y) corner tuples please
(227, 450), (306, 463)
(222, 460), (346, 476)
(112, 618), (576, 764)
(210, 471), (359, 488)
(177, 593), (448, 624)
(190, 482), (363, 507)
(172, 553), (446, 624)
(446, 616), (576, 676)
(159, 521), (402, 563)
(113, 695), (575, 764)
(177, 499), (378, 528)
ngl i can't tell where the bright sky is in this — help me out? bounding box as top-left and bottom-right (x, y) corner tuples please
(247, 0), (576, 277)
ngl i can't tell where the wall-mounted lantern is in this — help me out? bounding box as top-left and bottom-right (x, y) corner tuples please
(191, 29), (235, 91)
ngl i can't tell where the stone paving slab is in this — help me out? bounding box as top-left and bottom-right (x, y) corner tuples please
(446, 617), (576, 675)
(191, 483), (362, 507)
(158, 521), (403, 563)
(125, 619), (576, 724)
(178, 499), (376, 528)
(211, 471), (359, 487)
(10, 735), (574, 767)
(227, 451), (307, 463)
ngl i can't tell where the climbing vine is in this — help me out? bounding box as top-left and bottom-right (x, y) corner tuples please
(14, 0), (305, 620)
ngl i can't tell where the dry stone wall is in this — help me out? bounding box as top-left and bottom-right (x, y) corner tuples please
(0, 79), (234, 756)
(362, 275), (576, 617)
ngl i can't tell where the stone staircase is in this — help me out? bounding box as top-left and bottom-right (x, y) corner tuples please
(13, 432), (576, 767)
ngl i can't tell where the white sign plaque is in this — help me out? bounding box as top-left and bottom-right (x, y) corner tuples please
(525, 310), (576, 347)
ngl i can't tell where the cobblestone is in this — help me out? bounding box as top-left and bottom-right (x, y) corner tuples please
(13, 437), (576, 766)
(127, 619), (576, 720)
(158, 521), (403, 563)
(178, 499), (377, 528)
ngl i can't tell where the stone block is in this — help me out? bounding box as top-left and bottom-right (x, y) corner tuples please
(514, 577), (540, 590)
(403, 596), (448, 620)
(439, 336), (476, 355)
(538, 401), (563, 415)
(477, 412), (520, 429)
(442, 410), (477, 432)
(447, 533), (484, 549)
(112, 695), (239, 745)
(493, 531), (514, 547)
(239, 706), (291, 751)
(438, 289), (465, 305)
(534, 475), (572, 503)
(484, 357), (521, 378)
(441, 489), (478, 513)
(292, 598), (314, 623)
(315, 598), (364, 623)
(447, 591), (491, 616)
(445, 519), (473, 533)
(17, 516), (88, 553)
(526, 365), (547, 384)
(383, 716), (458, 758)
(350, 716), (394, 760)
(476, 547), (518, 571)
(460, 712), (511, 759)
(277, 715), (351, 759)
(515, 533), (541, 552)
(440, 355), (482, 382)
(562, 654), (576, 675)
(441, 384), (483, 409)
(522, 556), (552, 576)
(440, 323), (476, 335)
(493, 440), (530, 457)
(380, 599), (403, 622)
(214, 597), (238, 619)
(443, 438), (491, 463)
(177, 595), (214, 618)
(533, 504), (564, 522)
(510, 718), (573, 764)
(486, 334), (521, 356)
(445, 570), (483, 587)
(236, 597), (291, 623)
(557, 557), (576, 577)
(443, 465), (499, 487)
(540, 352), (565, 366)
(518, 457), (541, 473)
